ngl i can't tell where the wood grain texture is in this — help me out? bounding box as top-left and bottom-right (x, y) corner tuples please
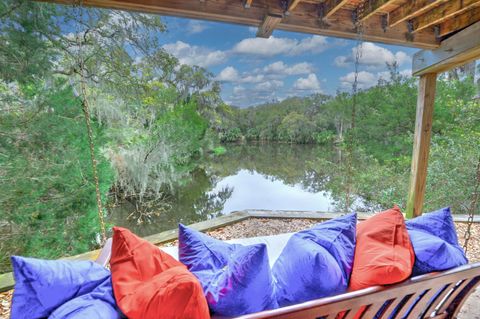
(413, 21), (480, 75)
(388, 0), (446, 27)
(38, 0), (440, 48)
(256, 13), (283, 37)
(438, 5), (480, 37)
(411, 0), (480, 33)
(406, 73), (437, 219)
(358, 0), (395, 21)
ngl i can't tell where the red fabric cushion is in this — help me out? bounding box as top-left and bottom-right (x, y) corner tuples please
(110, 227), (210, 319)
(349, 206), (415, 291)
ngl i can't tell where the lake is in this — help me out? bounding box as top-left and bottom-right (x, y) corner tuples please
(108, 143), (369, 237)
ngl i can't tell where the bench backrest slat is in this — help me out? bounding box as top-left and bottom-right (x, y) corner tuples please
(94, 238), (480, 319)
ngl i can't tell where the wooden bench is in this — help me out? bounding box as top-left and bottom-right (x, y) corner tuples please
(95, 238), (480, 319)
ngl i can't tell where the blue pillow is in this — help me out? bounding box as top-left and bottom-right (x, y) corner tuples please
(406, 207), (468, 276)
(49, 277), (121, 319)
(178, 224), (278, 316)
(10, 256), (121, 319)
(272, 213), (357, 307)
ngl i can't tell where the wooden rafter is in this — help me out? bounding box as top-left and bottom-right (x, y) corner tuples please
(437, 6), (480, 37)
(413, 21), (480, 76)
(256, 13), (283, 38)
(322, 0), (350, 19)
(388, 0), (445, 27)
(411, 0), (480, 33)
(358, 0), (395, 21)
(39, 0), (440, 49)
(287, 0), (302, 13)
(244, 0), (254, 9)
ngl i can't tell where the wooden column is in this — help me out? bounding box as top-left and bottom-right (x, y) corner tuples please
(405, 73), (437, 219)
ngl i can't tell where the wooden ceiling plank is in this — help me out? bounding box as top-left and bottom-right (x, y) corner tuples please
(287, 0), (303, 13)
(389, 0), (445, 27)
(413, 21), (480, 75)
(244, 0), (254, 9)
(411, 0), (480, 33)
(322, 0), (350, 19)
(438, 6), (480, 37)
(359, 0), (395, 22)
(39, 0), (440, 49)
(256, 13), (283, 37)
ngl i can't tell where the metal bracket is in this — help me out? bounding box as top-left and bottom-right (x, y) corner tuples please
(351, 9), (358, 25)
(317, 3), (329, 28)
(434, 25), (440, 39)
(407, 19), (414, 33)
(381, 14), (388, 33)
(280, 0), (289, 15)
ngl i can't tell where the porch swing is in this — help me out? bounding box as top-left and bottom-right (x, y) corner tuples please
(68, 0), (480, 318)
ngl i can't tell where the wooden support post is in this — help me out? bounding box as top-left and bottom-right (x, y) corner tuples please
(406, 73), (437, 219)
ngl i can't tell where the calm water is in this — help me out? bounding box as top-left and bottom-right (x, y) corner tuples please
(108, 143), (365, 237)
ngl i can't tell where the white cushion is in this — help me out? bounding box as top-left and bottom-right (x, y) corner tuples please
(160, 232), (294, 268)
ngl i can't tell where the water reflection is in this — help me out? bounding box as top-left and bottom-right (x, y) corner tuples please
(108, 143), (354, 237)
(210, 169), (335, 213)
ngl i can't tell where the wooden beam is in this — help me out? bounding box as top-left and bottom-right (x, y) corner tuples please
(389, 0), (445, 27)
(244, 0), (253, 9)
(39, 0), (440, 49)
(413, 21), (480, 76)
(256, 13), (283, 37)
(322, 0), (350, 19)
(437, 6), (480, 37)
(406, 73), (437, 219)
(286, 0), (302, 13)
(410, 0), (480, 33)
(359, 0), (395, 21)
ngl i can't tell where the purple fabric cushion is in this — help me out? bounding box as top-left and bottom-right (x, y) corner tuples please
(178, 224), (278, 316)
(272, 213), (357, 307)
(406, 207), (468, 276)
(10, 256), (121, 319)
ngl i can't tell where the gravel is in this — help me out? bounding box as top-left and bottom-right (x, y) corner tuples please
(1, 219), (479, 319)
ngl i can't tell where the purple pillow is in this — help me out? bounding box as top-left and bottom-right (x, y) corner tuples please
(178, 224), (278, 316)
(406, 207), (468, 276)
(272, 213), (357, 307)
(10, 256), (121, 319)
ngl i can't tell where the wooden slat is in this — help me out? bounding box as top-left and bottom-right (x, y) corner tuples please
(360, 302), (389, 318)
(407, 286), (448, 318)
(412, 21), (480, 76)
(438, 5), (480, 37)
(322, 0), (350, 19)
(358, 0), (395, 21)
(244, 0), (254, 8)
(287, 0), (302, 13)
(256, 13), (283, 37)
(411, 0), (480, 33)
(435, 280), (471, 315)
(405, 73), (437, 219)
(39, 0), (440, 49)
(389, 0), (445, 27)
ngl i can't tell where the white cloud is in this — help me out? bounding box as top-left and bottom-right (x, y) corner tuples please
(262, 61), (314, 76)
(232, 35), (330, 57)
(162, 41), (227, 68)
(334, 42), (411, 69)
(216, 66), (239, 82)
(256, 80), (284, 92)
(186, 20), (209, 34)
(340, 67), (413, 91)
(293, 73), (322, 92)
(217, 61), (314, 85)
(340, 71), (378, 90)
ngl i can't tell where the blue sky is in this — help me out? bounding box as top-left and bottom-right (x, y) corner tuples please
(160, 16), (418, 107)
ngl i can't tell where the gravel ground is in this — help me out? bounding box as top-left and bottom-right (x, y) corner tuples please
(1, 219), (479, 319)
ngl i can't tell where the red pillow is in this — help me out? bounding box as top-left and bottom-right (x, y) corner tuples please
(349, 206), (415, 291)
(110, 227), (210, 319)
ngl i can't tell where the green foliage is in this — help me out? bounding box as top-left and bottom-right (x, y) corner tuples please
(212, 146), (227, 156)
(0, 80), (114, 272)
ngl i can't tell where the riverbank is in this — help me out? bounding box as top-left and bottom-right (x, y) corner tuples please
(1, 217), (479, 318)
